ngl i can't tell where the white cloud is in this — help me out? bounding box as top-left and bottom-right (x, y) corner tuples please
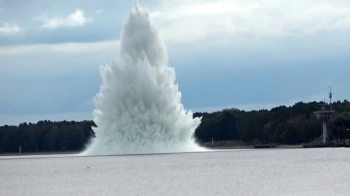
(95, 9), (104, 14)
(0, 40), (119, 57)
(0, 23), (22, 34)
(39, 9), (92, 29)
(150, 0), (350, 46)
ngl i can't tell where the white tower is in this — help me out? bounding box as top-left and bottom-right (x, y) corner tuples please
(314, 88), (335, 144)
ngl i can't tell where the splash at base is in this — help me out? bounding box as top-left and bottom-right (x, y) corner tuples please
(82, 3), (203, 155)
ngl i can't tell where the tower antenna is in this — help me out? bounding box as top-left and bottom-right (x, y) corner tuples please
(329, 87), (332, 111)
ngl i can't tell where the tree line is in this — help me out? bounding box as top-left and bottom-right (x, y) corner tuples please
(0, 120), (96, 153)
(1, 100), (350, 153)
(194, 100), (350, 144)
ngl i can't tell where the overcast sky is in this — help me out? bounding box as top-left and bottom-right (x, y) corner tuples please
(1, 0), (350, 125)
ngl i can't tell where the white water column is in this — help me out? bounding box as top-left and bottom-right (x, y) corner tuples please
(82, 2), (203, 155)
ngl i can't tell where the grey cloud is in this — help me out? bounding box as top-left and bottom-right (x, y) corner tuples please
(0, 75), (100, 115)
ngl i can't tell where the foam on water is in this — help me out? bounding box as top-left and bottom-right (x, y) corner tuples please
(82, 2), (203, 155)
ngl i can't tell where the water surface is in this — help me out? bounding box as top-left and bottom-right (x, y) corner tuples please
(1, 148), (349, 196)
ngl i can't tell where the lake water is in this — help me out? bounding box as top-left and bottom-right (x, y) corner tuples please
(0, 148), (349, 196)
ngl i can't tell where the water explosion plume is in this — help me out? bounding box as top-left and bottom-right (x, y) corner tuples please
(82, 3), (203, 155)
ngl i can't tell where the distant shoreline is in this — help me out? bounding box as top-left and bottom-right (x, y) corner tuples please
(200, 141), (303, 149)
(0, 151), (79, 156)
(2, 142), (348, 156)
(0, 145), (301, 156)
(205, 145), (303, 149)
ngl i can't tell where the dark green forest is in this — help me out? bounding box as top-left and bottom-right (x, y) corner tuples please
(194, 100), (350, 144)
(1, 100), (350, 153)
(0, 120), (96, 153)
